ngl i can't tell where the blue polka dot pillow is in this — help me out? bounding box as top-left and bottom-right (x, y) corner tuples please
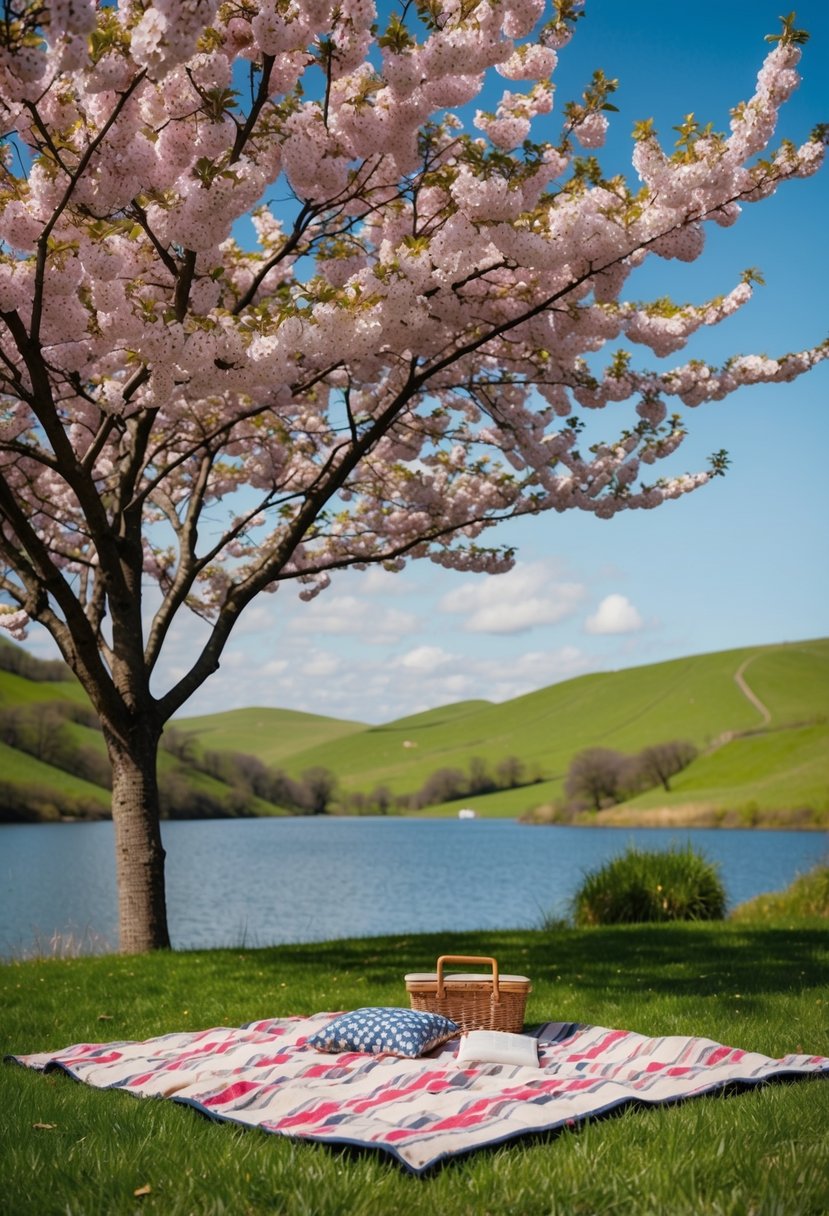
(307, 1007), (460, 1058)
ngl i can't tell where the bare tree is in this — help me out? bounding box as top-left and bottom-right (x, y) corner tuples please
(565, 747), (629, 812)
(371, 785), (395, 816)
(300, 768), (338, 815)
(496, 756), (526, 790)
(468, 757), (497, 796)
(636, 741), (698, 792)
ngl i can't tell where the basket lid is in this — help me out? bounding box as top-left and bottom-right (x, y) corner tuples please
(404, 972), (531, 986)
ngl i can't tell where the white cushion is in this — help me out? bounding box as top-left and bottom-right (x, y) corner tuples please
(456, 1030), (539, 1068)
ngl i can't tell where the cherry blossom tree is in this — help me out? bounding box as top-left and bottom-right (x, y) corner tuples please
(1, 1), (826, 951)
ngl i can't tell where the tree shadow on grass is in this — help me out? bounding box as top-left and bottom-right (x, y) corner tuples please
(254, 921), (828, 1002)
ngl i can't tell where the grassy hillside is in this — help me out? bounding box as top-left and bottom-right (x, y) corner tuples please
(0, 740), (110, 820)
(630, 723), (829, 814)
(581, 722), (829, 830)
(0, 666), (87, 709)
(244, 639), (829, 803)
(174, 705), (366, 765)
(1, 637), (827, 823)
(0, 655), (315, 820)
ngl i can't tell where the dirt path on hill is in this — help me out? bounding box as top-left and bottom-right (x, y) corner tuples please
(734, 656), (772, 726)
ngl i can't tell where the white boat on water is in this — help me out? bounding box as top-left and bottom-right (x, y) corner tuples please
(458, 808), (477, 820)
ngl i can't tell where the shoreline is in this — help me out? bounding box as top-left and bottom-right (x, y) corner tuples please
(521, 804), (828, 831)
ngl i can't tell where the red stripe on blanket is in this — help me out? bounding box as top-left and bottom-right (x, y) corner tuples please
(205, 1080), (261, 1105)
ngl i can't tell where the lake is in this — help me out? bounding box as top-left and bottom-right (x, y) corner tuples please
(1, 818), (826, 959)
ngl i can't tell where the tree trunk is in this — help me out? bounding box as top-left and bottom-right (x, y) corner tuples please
(105, 724), (171, 953)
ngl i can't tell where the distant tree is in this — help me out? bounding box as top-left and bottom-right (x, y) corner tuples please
(228, 752), (272, 798)
(565, 747), (628, 811)
(200, 749), (236, 785)
(0, 779), (107, 823)
(467, 757), (498, 796)
(0, 638), (70, 682)
(371, 784), (395, 816)
(301, 767), (338, 815)
(64, 702), (102, 730)
(0, 705), (23, 747)
(346, 790), (368, 815)
(416, 767), (469, 807)
(160, 727), (199, 765)
(0, 701), (70, 765)
(157, 771), (194, 819)
(636, 740), (698, 792)
(65, 745), (113, 789)
(26, 702), (70, 765)
(158, 771), (247, 819)
(496, 755), (526, 789)
(223, 783), (256, 817)
(264, 768), (306, 812)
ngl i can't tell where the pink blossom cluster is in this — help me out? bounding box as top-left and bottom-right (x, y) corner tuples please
(0, 2), (825, 649)
(131, 1), (221, 78)
(474, 83), (553, 150)
(572, 111), (608, 149)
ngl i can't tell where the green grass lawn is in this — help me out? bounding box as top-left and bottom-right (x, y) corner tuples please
(2, 922), (827, 1215)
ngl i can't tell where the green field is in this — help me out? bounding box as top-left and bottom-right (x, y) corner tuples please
(2, 637), (828, 823)
(0, 741), (110, 816)
(179, 637), (829, 794)
(628, 723), (829, 815)
(173, 705), (366, 766)
(2, 920), (827, 1215)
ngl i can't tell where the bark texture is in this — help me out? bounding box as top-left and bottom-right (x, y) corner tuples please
(106, 725), (171, 953)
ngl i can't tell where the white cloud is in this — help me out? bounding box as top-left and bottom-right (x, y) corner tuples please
(395, 645), (454, 673)
(228, 601), (277, 635)
(439, 561), (585, 634)
(584, 594), (644, 635)
(154, 632), (602, 725)
(351, 566), (412, 596)
(302, 650), (344, 678)
(288, 594), (418, 644)
(459, 646), (593, 704)
(360, 644), (594, 719)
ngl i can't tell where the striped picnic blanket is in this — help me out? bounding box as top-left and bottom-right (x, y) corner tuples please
(9, 1014), (829, 1173)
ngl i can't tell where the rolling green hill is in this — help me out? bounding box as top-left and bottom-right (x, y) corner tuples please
(0, 665), (87, 709)
(625, 723), (829, 818)
(174, 706), (366, 766)
(193, 638), (827, 796)
(1, 637), (827, 824)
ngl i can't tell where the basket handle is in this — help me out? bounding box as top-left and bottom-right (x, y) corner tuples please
(435, 955), (500, 1000)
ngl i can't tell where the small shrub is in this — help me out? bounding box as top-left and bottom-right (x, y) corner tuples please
(572, 845), (726, 926)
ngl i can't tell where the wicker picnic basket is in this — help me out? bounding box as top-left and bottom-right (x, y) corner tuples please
(404, 955), (531, 1034)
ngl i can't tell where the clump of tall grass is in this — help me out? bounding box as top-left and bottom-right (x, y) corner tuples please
(730, 862), (829, 922)
(572, 845), (726, 926)
(9, 925), (114, 961)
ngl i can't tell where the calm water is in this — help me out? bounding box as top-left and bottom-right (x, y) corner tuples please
(0, 818), (826, 959)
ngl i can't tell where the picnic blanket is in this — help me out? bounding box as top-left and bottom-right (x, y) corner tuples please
(9, 1013), (829, 1174)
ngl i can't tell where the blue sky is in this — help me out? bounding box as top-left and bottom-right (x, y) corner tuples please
(22, 2), (829, 724)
